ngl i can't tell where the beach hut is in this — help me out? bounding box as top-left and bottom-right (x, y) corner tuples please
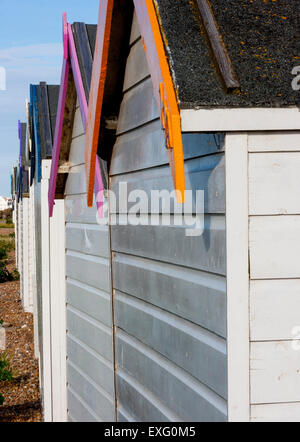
(27, 82), (62, 421)
(81, 0), (299, 422)
(16, 121), (32, 313)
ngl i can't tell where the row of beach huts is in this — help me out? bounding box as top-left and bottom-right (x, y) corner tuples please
(11, 0), (300, 422)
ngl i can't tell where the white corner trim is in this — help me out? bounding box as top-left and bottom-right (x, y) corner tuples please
(181, 108), (300, 132)
(225, 133), (250, 422)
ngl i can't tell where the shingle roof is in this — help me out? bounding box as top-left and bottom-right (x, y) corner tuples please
(156, 0), (300, 108)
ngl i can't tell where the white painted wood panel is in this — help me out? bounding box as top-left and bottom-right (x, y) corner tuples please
(248, 132), (300, 152)
(225, 133), (250, 422)
(251, 402), (300, 422)
(249, 152), (300, 215)
(50, 200), (67, 422)
(181, 108), (300, 132)
(250, 216), (300, 279)
(251, 341), (300, 404)
(250, 279), (300, 342)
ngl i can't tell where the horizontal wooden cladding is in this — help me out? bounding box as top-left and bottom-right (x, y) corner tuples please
(123, 38), (149, 92)
(66, 223), (110, 258)
(110, 123), (225, 176)
(251, 402), (300, 422)
(67, 362), (115, 421)
(68, 134), (85, 168)
(250, 279), (300, 342)
(249, 216), (300, 279)
(248, 132), (300, 152)
(115, 292), (227, 399)
(250, 341), (300, 404)
(65, 195), (99, 224)
(116, 369), (180, 422)
(67, 334), (114, 397)
(249, 152), (300, 215)
(116, 77), (159, 136)
(66, 277), (111, 327)
(110, 153), (225, 214)
(72, 106), (85, 140)
(64, 164), (86, 196)
(67, 386), (99, 422)
(116, 330), (227, 422)
(130, 11), (140, 45)
(66, 250), (111, 292)
(111, 215), (226, 275)
(67, 305), (113, 362)
(113, 253), (227, 338)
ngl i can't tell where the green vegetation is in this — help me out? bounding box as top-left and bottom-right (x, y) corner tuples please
(0, 352), (13, 382)
(0, 229), (19, 283)
(0, 352), (14, 405)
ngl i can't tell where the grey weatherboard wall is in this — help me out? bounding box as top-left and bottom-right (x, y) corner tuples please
(109, 13), (227, 422)
(64, 23), (115, 422)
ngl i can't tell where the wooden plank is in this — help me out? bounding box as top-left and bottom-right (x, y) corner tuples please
(113, 252), (227, 338)
(110, 153), (225, 214)
(195, 0), (239, 89)
(111, 215), (226, 275)
(50, 199), (67, 421)
(248, 132), (300, 152)
(123, 38), (150, 92)
(41, 160), (52, 422)
(72, 105), (85, 140)
(115, 292), (227, 399)
(66, 223), (110, 258)
(66, 278), (112, 327)
(67, 306), (113, 362)
(67, 335), (114, 397)
(84, 0), (114, 207)
(116, 77), (159, 136)
(66, 251), (111, 293)
(250, 279), (300, 342)
(116, 331), (227, 422)
(249, 152), (300, 215)
(68, 134), (86, 168)
(111, 123), (225, 176)
(251, 403), (300, 422)
(38, 82), (53, 159)
(72, 23), (93, 100)
(130, 11), (140, 45)
(67, 387), (99, 422)
(225, 133), (250, 422)
(181, 108), (300, 132)
(249, 215), (300, 279)
(251, 341), (300, 404)
(65, 195), (98, 224)
(67, 362), (115, 421)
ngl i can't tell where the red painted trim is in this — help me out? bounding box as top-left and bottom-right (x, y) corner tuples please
(84, 0), (114, 208)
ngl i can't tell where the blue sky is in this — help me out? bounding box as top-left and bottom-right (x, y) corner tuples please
(0, 0), (100, 196)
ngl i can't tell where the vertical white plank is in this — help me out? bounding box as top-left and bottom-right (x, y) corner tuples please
(22, 198), (30, 312)
(30, 184), (39, 359)
(50, 200), (67, 422)
(41, 160), (52, 422)
(226, 133), (250, 421)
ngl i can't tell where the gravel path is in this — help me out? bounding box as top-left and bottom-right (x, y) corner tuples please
(0, 228), (42, 422)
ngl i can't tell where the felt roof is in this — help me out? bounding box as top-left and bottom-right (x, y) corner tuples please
(156, 0), (300, 108)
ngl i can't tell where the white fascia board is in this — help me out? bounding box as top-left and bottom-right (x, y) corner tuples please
(181, 107), (300, 132)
